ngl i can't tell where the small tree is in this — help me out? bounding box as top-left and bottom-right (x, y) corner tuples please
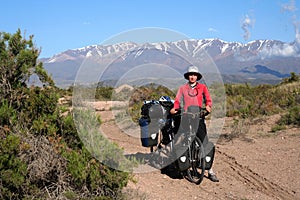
(0, 29), (54, 106)
(281, 72), (299, 84)
(0, 29), (131, 199)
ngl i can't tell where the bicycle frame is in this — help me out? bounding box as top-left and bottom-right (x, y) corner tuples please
(150, 110), (206, 184)
(180, 112), (206, 184)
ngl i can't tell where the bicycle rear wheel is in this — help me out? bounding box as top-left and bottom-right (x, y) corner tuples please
(185, 136), (206, 185)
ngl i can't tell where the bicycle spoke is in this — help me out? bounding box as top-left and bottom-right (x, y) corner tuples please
(185, 136), (206, 185)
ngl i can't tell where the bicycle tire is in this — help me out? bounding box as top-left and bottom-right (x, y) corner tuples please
(185, 136), (206, 185)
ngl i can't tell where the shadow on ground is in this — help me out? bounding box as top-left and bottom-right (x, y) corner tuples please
(125, 152), (183, 179)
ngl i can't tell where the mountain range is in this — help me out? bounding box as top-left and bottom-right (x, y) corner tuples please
(41, 38), (300, 88)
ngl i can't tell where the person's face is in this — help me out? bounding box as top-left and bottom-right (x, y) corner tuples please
(188, 73), (198, 83)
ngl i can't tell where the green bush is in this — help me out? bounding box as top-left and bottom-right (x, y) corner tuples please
(96, 86), (114, 100)
(281, 72), (299, 84)
(271, 124), (286, 132)
(225, 74), (300, 119)
(22, 87), (59, 121)
(0, 134), (29, 199)
(278, 106), (300, 126)
(62, 142), (131, 197)
(58, 112), (83, 149)
(0, 30), (131, 199)
(0, 100), (17, 126)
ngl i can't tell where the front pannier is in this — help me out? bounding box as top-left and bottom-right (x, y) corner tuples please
(174, 134), (191, 171)
(203, 141), (215, 170)
(176, 149), (191, 171)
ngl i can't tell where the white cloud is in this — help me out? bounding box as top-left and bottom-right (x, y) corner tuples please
(208, 27), (217, 33)
(280, 0), (300, 53)
(241, 14), (255, 41)
(260, 43), (299, 58)
(294, 20), (300, 44)
(281, 0), (299, 43)
(253, 1), (300, 58)
(83, 21), (91, 25)
(281, 0), (297, 12)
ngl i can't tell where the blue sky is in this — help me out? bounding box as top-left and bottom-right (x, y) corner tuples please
(1, 0), (299, 58)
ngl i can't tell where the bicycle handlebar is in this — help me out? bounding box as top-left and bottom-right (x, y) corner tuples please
(173, 108), (209, 118)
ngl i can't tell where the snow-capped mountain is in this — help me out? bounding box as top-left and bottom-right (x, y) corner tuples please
(42, 39), (300, 87)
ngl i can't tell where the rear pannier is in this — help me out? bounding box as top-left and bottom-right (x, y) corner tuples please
(139, 101), (165, 147)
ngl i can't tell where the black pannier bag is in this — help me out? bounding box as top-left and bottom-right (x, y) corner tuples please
(203, 141), (215, 170)
(176, 148), (190, 171)
(139, 101), (165, 147)
(139, 117), (158, 147)
(160, 119), (173, 145)
(158, 100), (175, 145)
(174, 134), (191, 171)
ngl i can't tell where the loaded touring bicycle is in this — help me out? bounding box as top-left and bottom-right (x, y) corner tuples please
(139, 96), (215, 185)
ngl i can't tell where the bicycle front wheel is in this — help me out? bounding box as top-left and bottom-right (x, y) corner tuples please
(185, 136), (206, 185)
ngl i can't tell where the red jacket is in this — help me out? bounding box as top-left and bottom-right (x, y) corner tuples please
(173, 83), (212, 111)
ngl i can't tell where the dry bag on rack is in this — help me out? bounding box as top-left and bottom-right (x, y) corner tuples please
(139, 101), (165, 147)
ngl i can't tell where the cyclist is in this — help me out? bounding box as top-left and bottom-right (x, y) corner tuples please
(170, 65), (219, 182)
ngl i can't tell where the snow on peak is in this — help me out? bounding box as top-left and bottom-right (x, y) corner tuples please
(43, 38), (299, 65)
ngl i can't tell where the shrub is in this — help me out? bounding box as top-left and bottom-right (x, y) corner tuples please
(61, 137), (131, 197)
(278, 106), (300, 126)
(0, 134), (28, 199)
(0, 100), (17, 126)
(0, 30), (131, 199)
(225, 75), (300, 118)
(281, 72), (299, 84)
(59, 112), (83, 149)
(271, 124), (286, 132)
(95, 86), (114, 100)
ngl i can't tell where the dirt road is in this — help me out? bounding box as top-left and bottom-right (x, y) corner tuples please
(95, 101), (299, 200)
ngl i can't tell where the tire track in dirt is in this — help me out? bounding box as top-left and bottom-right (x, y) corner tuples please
(216, 149), (295, 200)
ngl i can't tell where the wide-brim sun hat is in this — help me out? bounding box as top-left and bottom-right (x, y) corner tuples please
(184, 66), (202, 81)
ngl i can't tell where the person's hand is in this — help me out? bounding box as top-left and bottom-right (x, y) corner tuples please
(170, 108), (178, 114)
(206, 105), (212, 113)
